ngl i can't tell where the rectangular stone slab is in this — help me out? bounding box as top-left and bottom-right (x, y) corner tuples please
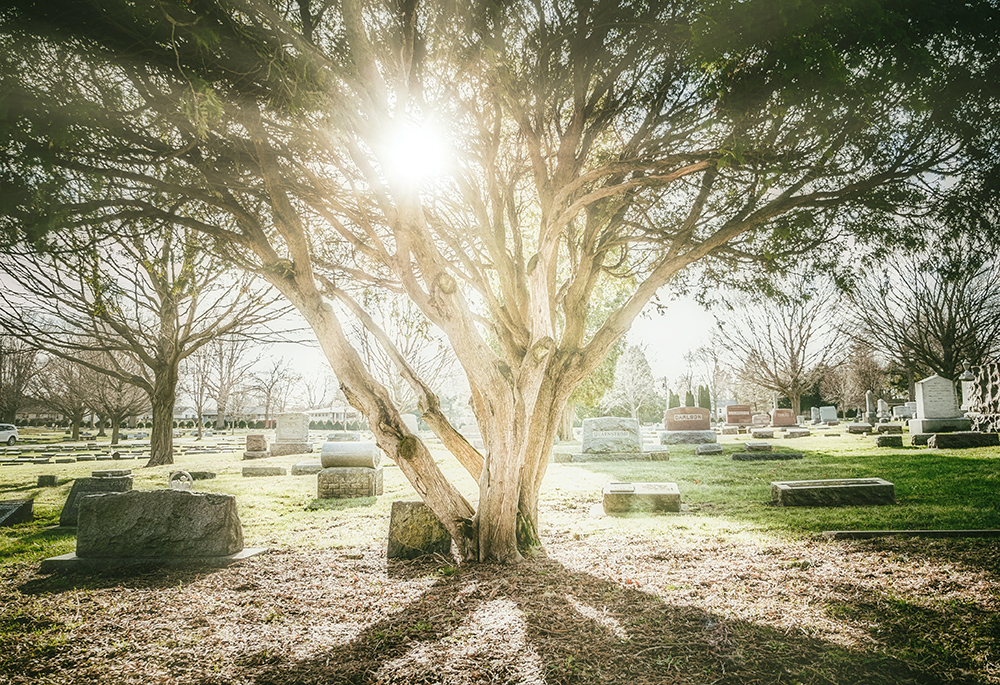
(732, 452), (803, 462)
(771, 478), (895, 507)
(76, 490), (244, 558)
(927, 432), (1000, 449)
(0, 499), (33, 527)
(602, 482), (681, 513)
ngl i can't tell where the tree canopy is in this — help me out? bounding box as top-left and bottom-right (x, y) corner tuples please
(1, 0), (998, 562)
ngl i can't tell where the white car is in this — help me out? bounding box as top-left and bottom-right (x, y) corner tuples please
(0, 424), (18, 446)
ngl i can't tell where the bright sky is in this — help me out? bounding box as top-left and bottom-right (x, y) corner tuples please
(627, 296), (717, 382)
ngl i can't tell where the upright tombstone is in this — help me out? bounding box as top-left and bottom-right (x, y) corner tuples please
(908, 374), (972, 434)
(751, 413), (770, 427)
(387, 501), (451, 560)
(59, 471), (134, 526)
(317, 441), (383, 498)
(864, 390), (878, 425)
(770, 408), (797, 427)
(722, 404), (753, 428)
(819, 406), (839, 424)
(810, 407), (821, 424)
(892, 404), (916, 420)
(243, 434), (270, 460)
(576, 417), (666, 461)
(876, 399), (891, 420)
(270, 412), (313, 457)
(660, 407), (716, 445)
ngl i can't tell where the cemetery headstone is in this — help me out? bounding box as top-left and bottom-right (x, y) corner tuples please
(0, 499), (33, 527)
(660, 408), (716, 445)
(771, 478), (895, 507)
(270, 412), (313, 457)
(909, 374), (971, 434)
(876, 434), (904, 448)
(602, 482), (681, 513)
(387, 500), (451, 559)
(695, 442), (724, 455)
(770, 408), (797, 427)
(732, 452), (803, 462)
(577, 417), (666, 460)
(927, 432), (1000, 449)
(317, 441), (383, 498)
(819, 406), (838, 424)
(751, 414), (770, 427)
(751, 428), (775, 439)
(169, 471), (194, 490)
(75, 490), (244, 558)
(242, 465), (287, 477)
(876, 399), (890, 420)
(59, 473), (134, 526)
(722, 404), (753, 427)
(810, 407), (821, 424)
(37, 475), (57, 488)
(326, 432), (362, 442)
(891, 404), (916, 419)
(243, 434), (270, 460)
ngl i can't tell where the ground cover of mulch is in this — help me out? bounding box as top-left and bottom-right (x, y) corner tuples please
(1, 533), (998, 685)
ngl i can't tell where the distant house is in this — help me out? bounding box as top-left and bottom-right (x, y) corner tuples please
(305, 405), (361, 425)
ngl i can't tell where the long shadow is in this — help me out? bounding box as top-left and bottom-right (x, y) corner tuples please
(242, 553), (975, 685)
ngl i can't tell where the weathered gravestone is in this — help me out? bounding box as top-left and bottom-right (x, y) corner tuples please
(576, 417), (666, 461)
(326, 432), (362, 442)
(819, 406), (839, 424)
(751, 428), (775, 439)
(242, 465), (287, 477)
(909, 374), (971, 434)
(317, 441), (383, 498)
(722, 405), (753, 427)
(41, 490), (263, 571)
(243, 434), (270, 460)
(927, 432), (1000, 449)
(810, 407), (822, 424)
(37, 475), (57, 488)
(770, 408), (797, 427)
(0, 499), (33, 527)
(751, 414), (770, 427)
(660, 407), (716, 445)
(59, 472), (134, 526)
(270, 412), (313, 457)
(387, 501), (451, 560)
(695, 442), (724, 455)
(876, 435), (904, 448)
(771, 478), (895, 507)
(602, 482), (681, 513)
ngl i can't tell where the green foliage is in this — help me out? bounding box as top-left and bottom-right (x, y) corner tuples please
(668, 391), (680, 409)
(697, 385), (711, 410)
(684, 390), (695, 407)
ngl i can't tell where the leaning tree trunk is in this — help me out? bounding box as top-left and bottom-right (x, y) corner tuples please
(110, 416), (121, 445)
(146, 367), (178, 467)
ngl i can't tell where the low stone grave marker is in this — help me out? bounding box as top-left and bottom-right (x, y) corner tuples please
(847, 422), (873, 435)
(292, 460), (323, 475)
(242, 465), (287, 477)
(695, 442), (724, 455)
(387, 501), (451, 560)
(42, 489), (263, 571)
(911, 433), (932, 446)
(771, 478), (895, 507)
(876, 435), (904, 448)
(875, 424), (903, 435)
(602, 482), (681, 513)
(751, 428), (775, 439)
(784, 428), (811, 439)
(37, 475), (57, 488)
(927, 432), (1000, 449)
(0, 499), (33, 527)
(744, 441), (773, 452)
(732, 452), (803, 462)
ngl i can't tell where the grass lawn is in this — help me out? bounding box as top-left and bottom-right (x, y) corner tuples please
(0, 426), (998, 684)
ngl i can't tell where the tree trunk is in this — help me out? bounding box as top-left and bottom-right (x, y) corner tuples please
(70, 413), (82, 441)
(196, 411), (204, 440)
(110, 419), (121, 445)
(146, 368), (177, 467)
(790, 393), (802, 416)
(96, 416), (107, 437)
(557, 402), (575, 441)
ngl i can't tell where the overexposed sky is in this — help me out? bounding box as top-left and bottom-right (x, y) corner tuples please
(627, 296), (717, 382)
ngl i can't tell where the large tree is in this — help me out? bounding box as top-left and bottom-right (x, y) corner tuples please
(0, 336), (37, 424)
(846, 251), (1000, 386)
(1, 0), (997, 561)
(0, 225), (284, 465)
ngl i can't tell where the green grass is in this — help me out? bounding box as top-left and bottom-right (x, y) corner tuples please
(1, 427), (999, 570)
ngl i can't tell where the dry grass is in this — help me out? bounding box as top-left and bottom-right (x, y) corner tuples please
(2, 532), (997, 684)
(1, 430), (999, 684)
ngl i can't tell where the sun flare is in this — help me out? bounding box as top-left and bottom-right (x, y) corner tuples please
(381, 120), (451, 186)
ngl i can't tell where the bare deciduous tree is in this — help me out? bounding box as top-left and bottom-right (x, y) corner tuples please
(719, 282), (844, 415)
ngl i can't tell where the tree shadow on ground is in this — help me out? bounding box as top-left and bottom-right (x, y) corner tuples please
(17, 561), (228, 594)
(244, 553), (974, 685)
